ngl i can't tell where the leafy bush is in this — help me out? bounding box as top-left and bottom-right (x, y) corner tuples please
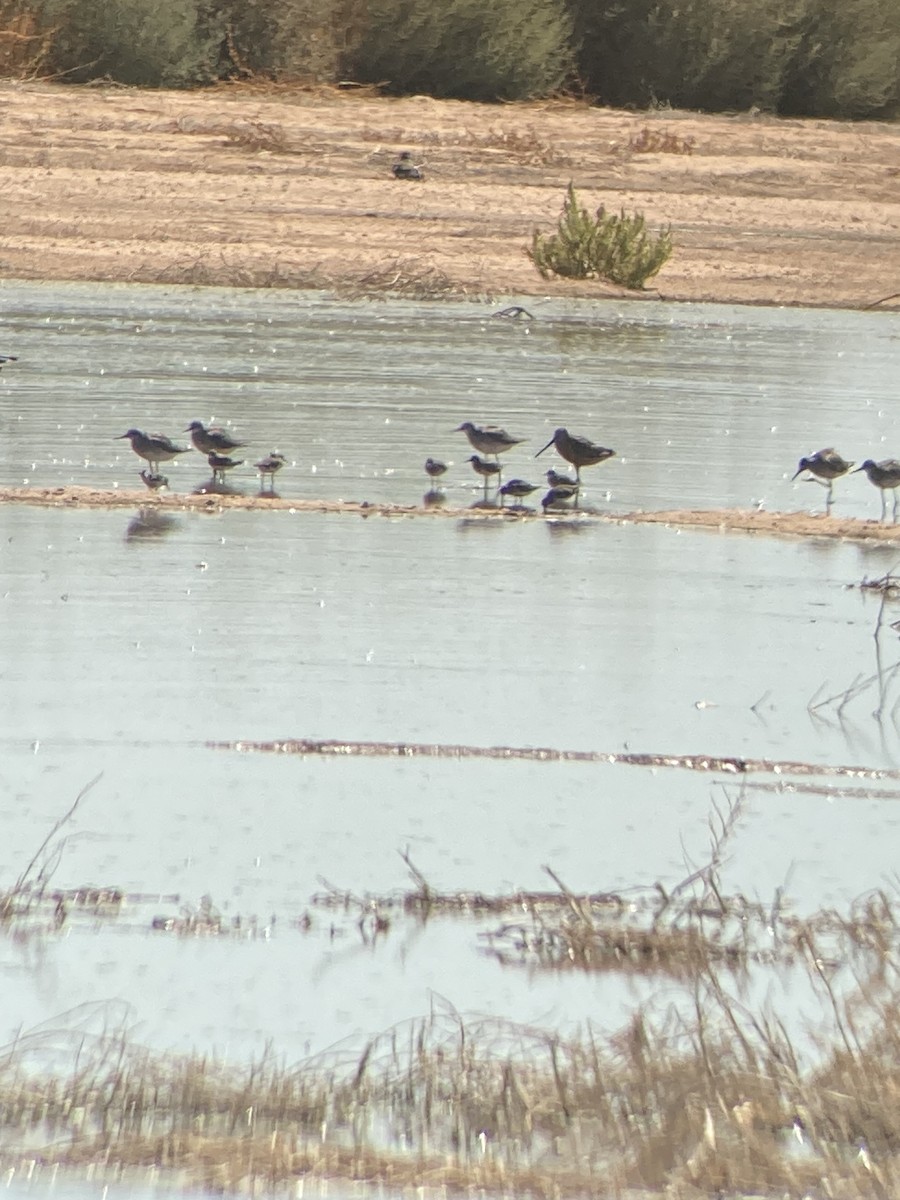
(569, 0), (803, 112)
(343, 0), (574, 101)
(35, 0), (225, 86)
(780, 0), (900, 118)
(528, 184), (673, 290)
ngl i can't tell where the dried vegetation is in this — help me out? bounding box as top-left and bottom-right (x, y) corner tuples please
(6, 790), (900, 1197)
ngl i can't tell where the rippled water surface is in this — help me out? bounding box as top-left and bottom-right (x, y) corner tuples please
(2, 281), (900, 1068)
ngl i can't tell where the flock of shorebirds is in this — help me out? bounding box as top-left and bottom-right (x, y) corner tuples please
(114, 419), (616, 510)
(116, 423), (287, 493)
(4, 355), (900, 518)
(424, 423), (616, 511)
(792, 448), (900, 520)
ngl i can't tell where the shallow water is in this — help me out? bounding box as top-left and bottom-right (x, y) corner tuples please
(3, 281), (900, 1070)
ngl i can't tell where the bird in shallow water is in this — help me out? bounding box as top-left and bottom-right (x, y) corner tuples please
(391, 151), (424, 180)
(255, 452), (287, 491)
(207, 452), (244, 484)
(185, 420), (246, 456)
(852, 458), (900, 521)
(424, 458), (447, 485)
(116, 429), (190, 473)
(467, 454), (502, 491)
(792, 448), (853, 510)
(545, 468), (579, 489)
(0, 354), (18, 369)
(140, 470), (169, 491)
(541, 484), (580, 512)
(455, 422), (523, 459)
(535, 428), (615, 481)
(499, 479), (539, 506)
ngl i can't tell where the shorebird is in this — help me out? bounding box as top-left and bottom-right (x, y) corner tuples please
(852, 458), (900, 520)
(545, 468), (579, 489)
(455, 422), (523, 459)
(536, 428), (615, 482)
(255, 452), (287, 491)
(792, 448), (853, 509)
(541, 484), (580, 512)
(116, 429), (190, 473)
(425, 458), (447, 485)
(0, 354), (18, 369)
(140, 470), (169, 491)
(207, 452), (244, 483)
(185, 420), (246, 455)
(499, 479), (539, 506)
(392, 151), (424, 180)
(467, 454), (502, 491)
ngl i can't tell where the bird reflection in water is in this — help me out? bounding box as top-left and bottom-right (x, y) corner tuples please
(125, 507), (181, 542)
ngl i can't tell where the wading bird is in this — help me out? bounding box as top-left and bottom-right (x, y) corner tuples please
(536, 428), (615, 482)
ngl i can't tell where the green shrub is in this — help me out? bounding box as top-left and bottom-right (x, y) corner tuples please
(343, 0), (574, 101)
(780, 0), (900, 118)
(35, 0), (225, 86)
(569, 0), (803, 112)
(218, 0), (345, 81)
(528, 183), (673, 290)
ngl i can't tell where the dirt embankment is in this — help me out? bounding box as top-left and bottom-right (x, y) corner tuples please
(2, 81), (900, 309)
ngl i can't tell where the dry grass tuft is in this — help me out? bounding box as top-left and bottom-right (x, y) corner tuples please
(367, 124), (569, 166)
(625, 126), (697, 155)
(338, 258), (466, 300)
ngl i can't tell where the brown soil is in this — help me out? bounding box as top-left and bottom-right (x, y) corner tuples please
(2, 81), (900, 308)
(6, 483), (900, 540)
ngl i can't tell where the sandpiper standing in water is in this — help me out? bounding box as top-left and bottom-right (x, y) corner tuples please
(467, 454), (502, 494)
(541, 484), (580, 513)
(853, 458), (900, 521)
(455, 422), (524, 460)
(207, 452), (244, 484)
(499, 479), (539, 507)
(140, 470), (169, 491)
(545, 468), (579, 489)
(116, 429), (190, 474)
(185, 421), (247, 456)
(425, 458), (448, 486)
(255, 452), (287, 492)
(535, 428), (615, 482)
(792, 448), (853, 510)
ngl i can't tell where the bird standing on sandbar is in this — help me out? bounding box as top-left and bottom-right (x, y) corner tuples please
(185, 420), (246, 456)
(116, 429), (190, 474)
(425, 458), (447, 485)
(455, 422), (523, 460)
(255, 453), (287, 491)
(499, 479), (539, 506)
(467, 454), (502, 492)
(208, 452), (244, 484)
(792, 448), (853, 510)
(853, 458), (900, 521)
(536, 428), (615, 482)
(140, 470), (169, 491)
(541, 484), (579, 512)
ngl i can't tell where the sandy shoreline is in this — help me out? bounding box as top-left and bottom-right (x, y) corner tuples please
(2, 81), (900, 310)
(5, 484), (899, 542)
